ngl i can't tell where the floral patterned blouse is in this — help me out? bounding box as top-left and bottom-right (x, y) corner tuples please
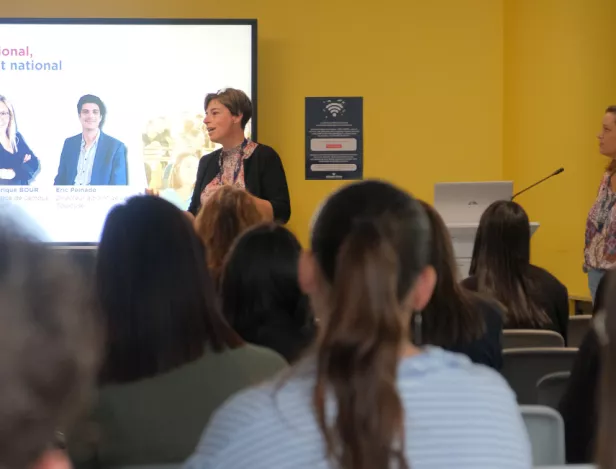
(200, 139), (258, 206)
(585, 171), (616, 270)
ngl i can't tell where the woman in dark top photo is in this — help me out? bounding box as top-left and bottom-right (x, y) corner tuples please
(188, 88), (291, 223)
(0, 95), (39, 185)
(220, 223), (316, 363)
(415, 201), (504, 369)
(462, 200), (569, 343)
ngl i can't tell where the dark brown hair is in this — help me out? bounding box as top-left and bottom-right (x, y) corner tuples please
(77, 94), (106, 127)
(194, 185), (264, 286)
(469, 200), (551, 328)
(310, 180), (431, 469)
(0, 221), (101, 469)
(204, 88), (252, 129)
(97, 195), (241, 384)
(418, 200), (485, 347)
(596, 271), (616, 468)
(221, 223), (315, 363)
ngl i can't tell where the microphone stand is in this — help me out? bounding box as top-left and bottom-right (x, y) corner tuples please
(511, 168), (564, 201)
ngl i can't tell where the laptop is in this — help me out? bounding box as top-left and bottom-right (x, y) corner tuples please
(434, 181), (513, 224)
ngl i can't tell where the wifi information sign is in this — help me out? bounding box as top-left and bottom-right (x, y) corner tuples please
(305, 97), (363, 180)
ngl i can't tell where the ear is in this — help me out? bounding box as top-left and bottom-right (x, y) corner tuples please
(233, 113), (243, 126)
(30, 450), (71, 469)
(408, 265), (436, 312)
(298, 250), (318, 295)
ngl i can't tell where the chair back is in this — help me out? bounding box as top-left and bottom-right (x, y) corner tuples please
(502, 348), (578, 404)
(568, 315), (592, 348)
(536, 371), (571, 409)
(520, 405), (565, 466)
(503, 329), (564, 349)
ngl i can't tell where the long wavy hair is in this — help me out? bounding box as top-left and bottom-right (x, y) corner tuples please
(469, 200), (550, 328)
(310, 180), (431, 469)
(194, 185), (263, 286)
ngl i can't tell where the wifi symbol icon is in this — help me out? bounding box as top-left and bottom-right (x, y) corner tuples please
(325, 102), (344, 117)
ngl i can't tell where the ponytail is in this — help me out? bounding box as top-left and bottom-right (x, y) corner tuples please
(313, 220), (408, 469)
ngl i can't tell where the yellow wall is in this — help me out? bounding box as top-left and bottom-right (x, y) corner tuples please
(3, 0), (504, 246)
(504, 0), (616, 299)
(12, 0), (605, 300)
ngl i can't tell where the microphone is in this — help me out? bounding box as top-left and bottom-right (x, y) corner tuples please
(511, 168), (564, 201)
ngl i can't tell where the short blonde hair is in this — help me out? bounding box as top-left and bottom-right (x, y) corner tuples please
(204, 88), (252, 129)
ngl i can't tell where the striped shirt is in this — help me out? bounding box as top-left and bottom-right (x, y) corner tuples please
(184, 347), (532, 469)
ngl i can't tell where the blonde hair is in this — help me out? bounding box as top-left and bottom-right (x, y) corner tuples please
(0, 96), (18, 152)
(204, 88), (252, 130)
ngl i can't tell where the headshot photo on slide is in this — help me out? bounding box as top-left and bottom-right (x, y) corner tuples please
(54, 94), (128, 186)
(0, 95), (40, 185)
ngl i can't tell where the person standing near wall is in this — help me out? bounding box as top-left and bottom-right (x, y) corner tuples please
(188, 89), (291, 223)
(585, 106), (616, 301)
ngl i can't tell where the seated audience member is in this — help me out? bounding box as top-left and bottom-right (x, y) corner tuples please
(0, 218), (100, 469)
(221, 223), (317, 363)
(559, 269), (614, 463)
(194, 184), (264, 286)
(596, 272), (616, 469)
(462, 200), (569, 343)
(415, 201), (504, 369)
(72, 196), (286, 467)
(185, 181), (531, 469)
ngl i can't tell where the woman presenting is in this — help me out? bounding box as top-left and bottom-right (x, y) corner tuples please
(187, 88), (291, 223)
(0, 95), (40, 185)
(585, 106), (616, 300)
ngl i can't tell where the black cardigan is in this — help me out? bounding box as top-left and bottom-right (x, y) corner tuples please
(188, 143), (291, 223)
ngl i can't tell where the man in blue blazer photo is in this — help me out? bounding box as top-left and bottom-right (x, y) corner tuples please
(54, 94), (128, 185)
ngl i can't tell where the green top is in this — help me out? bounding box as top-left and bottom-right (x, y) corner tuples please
(71, 344), (287, 468)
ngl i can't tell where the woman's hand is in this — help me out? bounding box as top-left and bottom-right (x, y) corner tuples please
(0, 169), (16, 179)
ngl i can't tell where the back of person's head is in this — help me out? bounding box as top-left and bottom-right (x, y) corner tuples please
(96, 195), (240, 384)
(194, 185), (264, 285)
(221, 223), (315, 363)
(596, 272), (616, 468)
(300, 180), (435, 469)
(469, 200), (550, 328)
(594, 271), (613, 315)
(418, 200), (485, 347)
(0, 220), (100, 469)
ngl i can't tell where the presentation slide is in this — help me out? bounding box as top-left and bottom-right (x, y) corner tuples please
(0, 20), (254, 243)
